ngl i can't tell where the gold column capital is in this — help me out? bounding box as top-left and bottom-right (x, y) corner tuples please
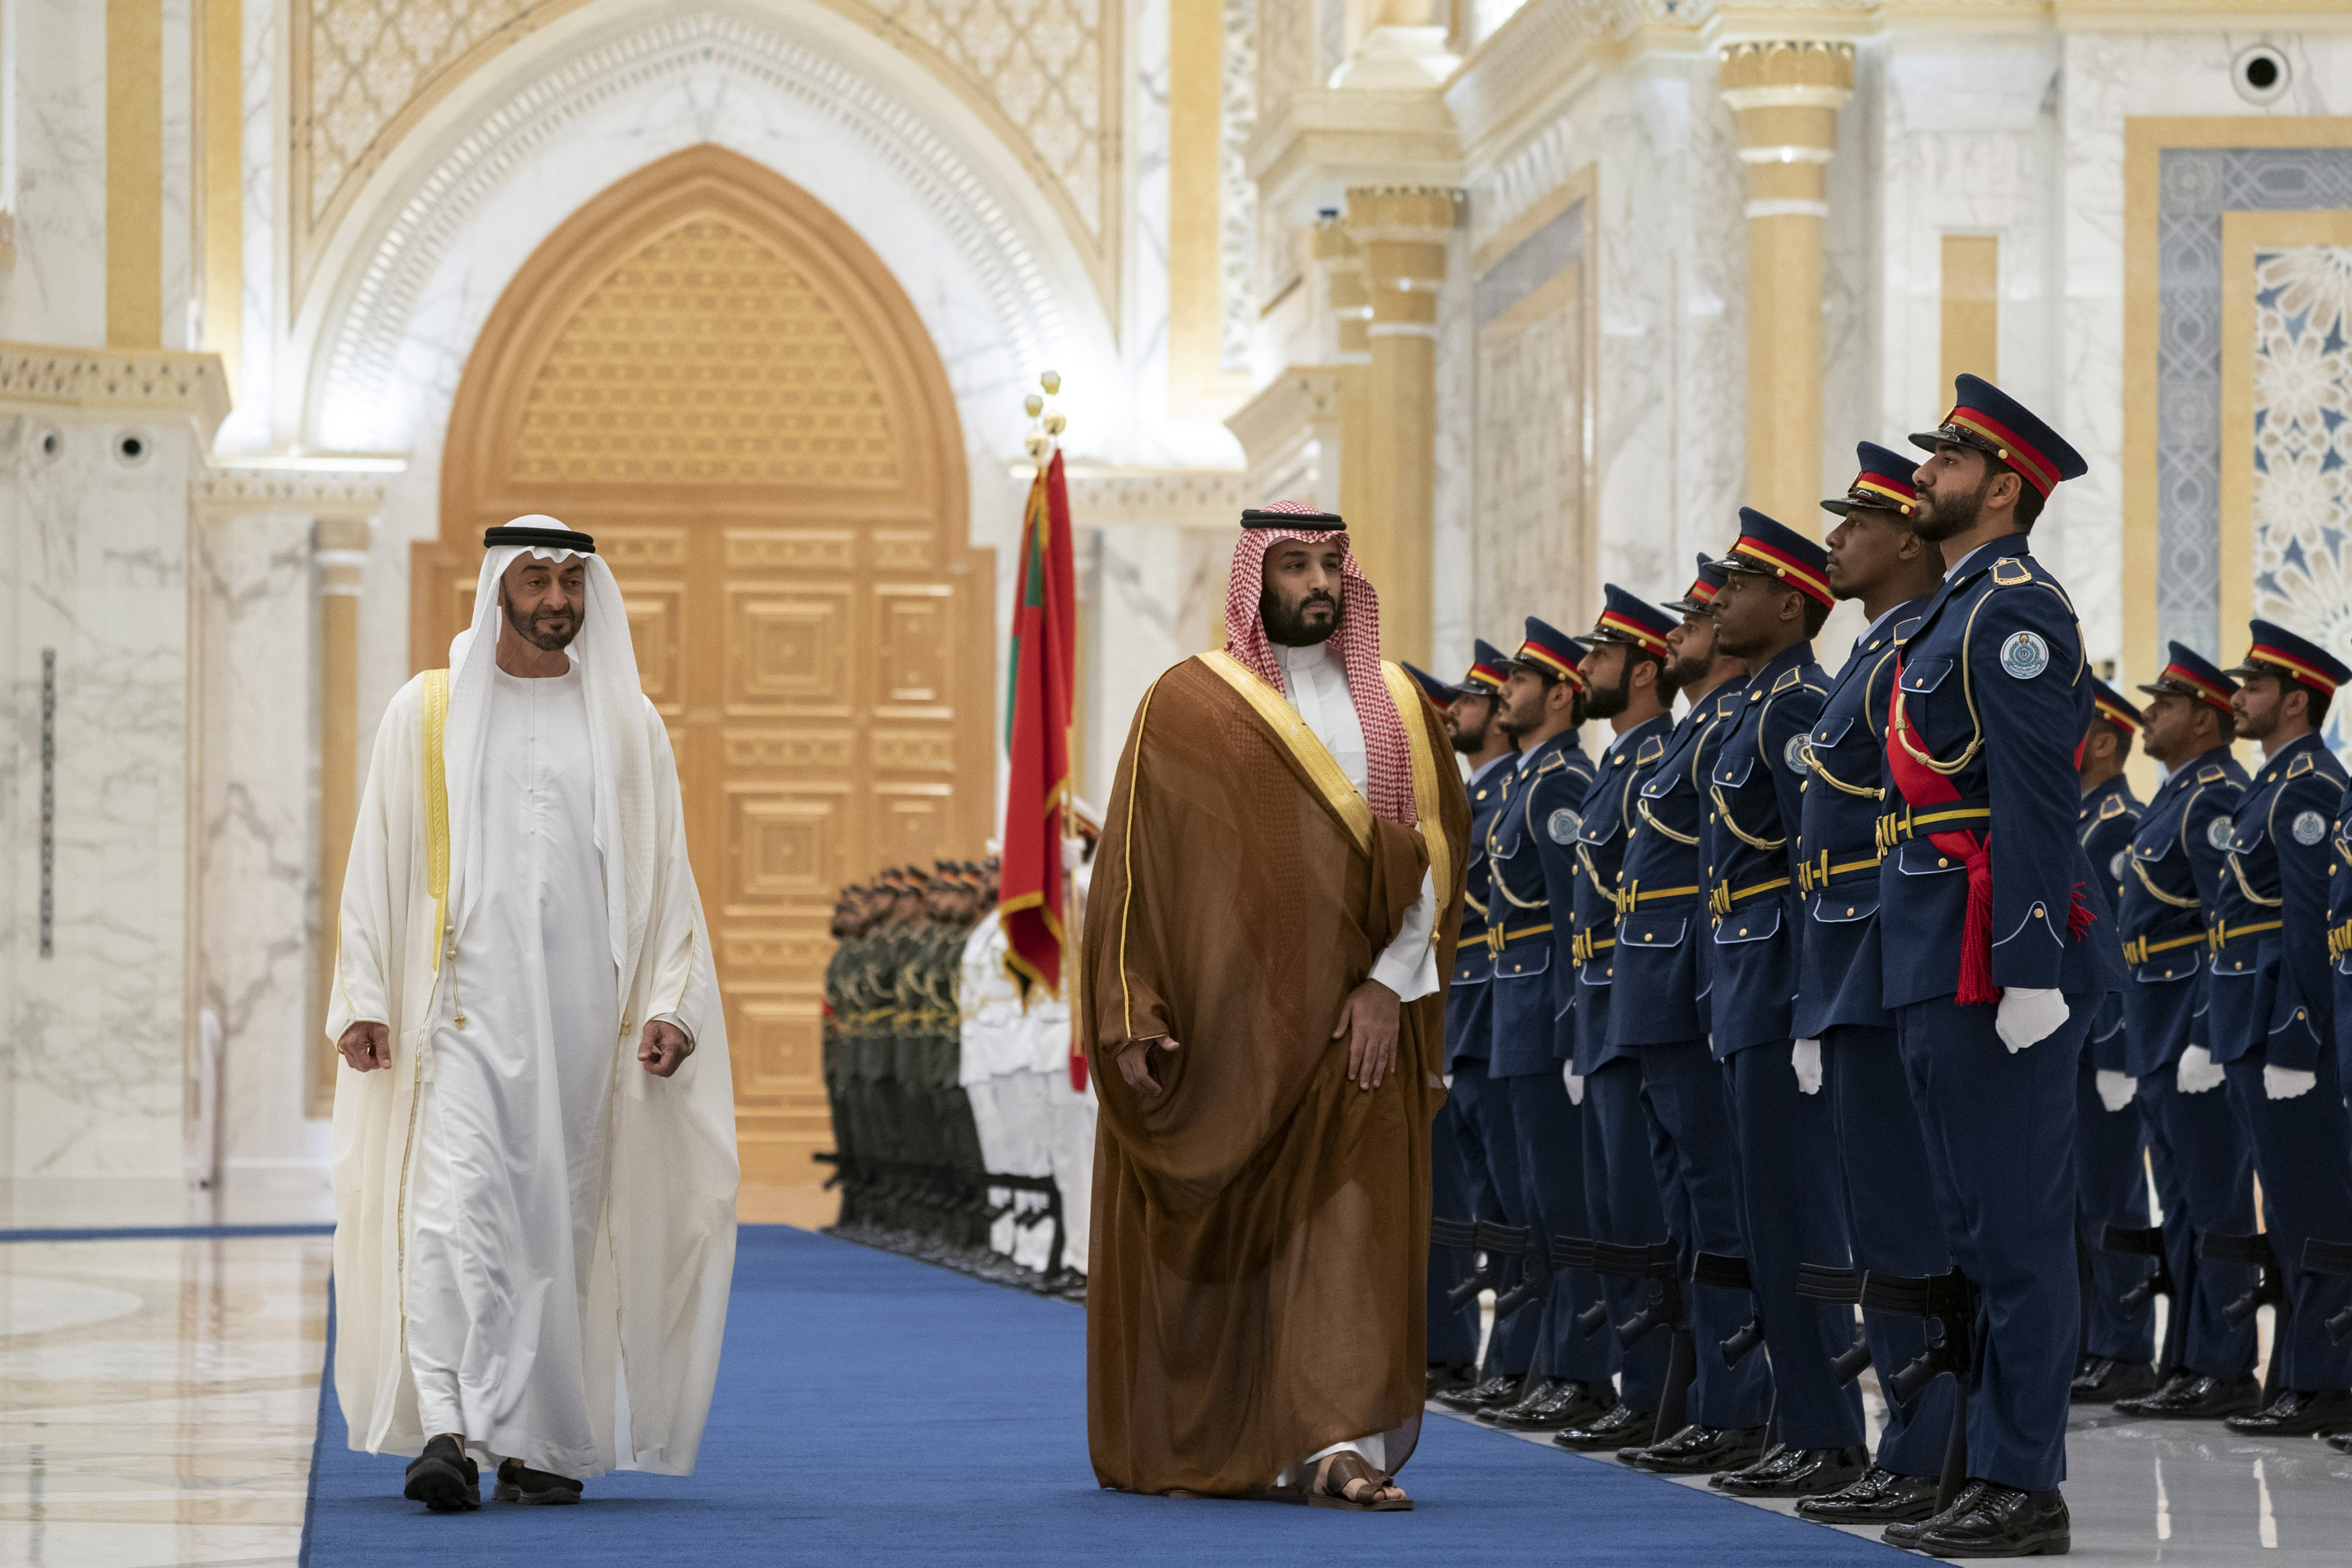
(1341, 185), (1464, 248)
(1718, 40), (1856, 114)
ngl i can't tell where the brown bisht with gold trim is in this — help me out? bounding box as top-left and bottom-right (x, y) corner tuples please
(1081, 650), (1469, 1496)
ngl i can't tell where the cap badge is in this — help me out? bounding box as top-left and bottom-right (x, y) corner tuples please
(2001, 631), (2050, 680)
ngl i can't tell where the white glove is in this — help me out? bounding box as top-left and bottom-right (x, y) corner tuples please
(1442, 1072), (1454, 1090)
(1792, 1038), (1823, 1094)
(1060, 836), (1088, 871)
(2265, 1064), (2318, 1100)
(1563, 1065), (1585, 1104)
(2095, 1070), (2137, 1114)
(1995, 988), (2069, 1053)
(2176, 1045), (2226, 1094)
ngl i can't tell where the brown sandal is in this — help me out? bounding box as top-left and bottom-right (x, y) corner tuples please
(1308, 1451), (1413, 1512)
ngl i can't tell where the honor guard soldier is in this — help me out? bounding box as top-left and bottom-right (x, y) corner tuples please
(1593, 558), (1778, 1474)
(1472, 618), (1613, 1431)
(1433, 639), (1537, 1409)
(1790, 445), (1958, 1527)
(1548, 586), (1683, 1443)
(1699, 509), (1866, 1497)
(2110, 645), (2263, 1420)
(2072, 683), (2160, 1404)
(2207, 622), (2352, 1437)
(1401, 661), (1483, 1391)
(1876, 376), (2107, 1558)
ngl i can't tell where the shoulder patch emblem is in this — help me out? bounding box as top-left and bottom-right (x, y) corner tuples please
(1991, 557), (2033, 586)
(2109, 849), (2128, 880)
(1548, 808), (1581, 845)
(1771, 668), (1802, 695)
(2285, 753), (2314, 779)
(2197, 765), (2226, 783)
(1999, 630), (2050, 680)
(1783, 734), (1810, 774)
(2208, 816), (2235, 851)
(2294, 810), (2327, 846)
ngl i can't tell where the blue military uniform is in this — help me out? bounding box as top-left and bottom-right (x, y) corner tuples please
(2073, 687), (2159, 1385)
(2208, 623), (2352, 1417)
(1483, 618), (1611, 1408)
(1876, 378), (2107, 1506)
(2113, 646), (2259, 1409)
(1607, 558), (1776, 1461)
(1561, 586), (1681, 1432)
(1790, 444), (1958, 1506)
(1703, 510), (1867, 1470)
(1436, 640), (1536, 1399)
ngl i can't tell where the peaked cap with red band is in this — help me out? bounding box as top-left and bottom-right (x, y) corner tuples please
(2135, 640), (2237, 716)
(1402, 661), (1461, 706)
(1589, 584), (1676, 657)
(1665, 553), (1728, 616)
(1822, 440), (1921, 518)
(1224, 500), (1416, 824)
(2224, 618), (2351, 699)
(1722, 507), (1834, 609)
(1461, 638), (1511, 694)
(1505, 615), (1589, 690)
(1910, 373), (2087, 499)
(2089, 677), (2142, 735)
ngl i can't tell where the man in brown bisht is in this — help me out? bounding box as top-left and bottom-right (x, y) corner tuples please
(1081, 500), (1470, 1510)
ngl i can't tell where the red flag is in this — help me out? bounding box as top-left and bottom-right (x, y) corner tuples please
(999, 451), (1076, 1033)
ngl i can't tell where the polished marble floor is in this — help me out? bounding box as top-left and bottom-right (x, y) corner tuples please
(3, 1221), (2345, 1565)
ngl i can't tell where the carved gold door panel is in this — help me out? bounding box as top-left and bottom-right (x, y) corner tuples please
(415, 146), (989, 1188)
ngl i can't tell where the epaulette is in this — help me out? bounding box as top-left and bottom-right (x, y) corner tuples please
(1990, 558), (2033, 586)
(2197, 765), (2226, 783)
(1536, 752), (1567, 775)
(2097, 793), (2128, 821)
(1635, 737), (1665, 765)
(1894, 616), (1923, 642)
(2286, 753), (2314, 779)
(1770, 667), (1802, 695)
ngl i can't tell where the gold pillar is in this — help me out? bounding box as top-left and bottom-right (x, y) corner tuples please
(1940, 234), (2000, 394)
(196, 0), (243, 389)
(107, 0), (165, 347)
(1720, 41), (1853, 534)
(1344, 185), (1459, 666)
(313, 519), (369, 1115)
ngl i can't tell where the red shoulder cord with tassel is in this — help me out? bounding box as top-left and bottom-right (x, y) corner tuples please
(1886, 661), (2095, 1006)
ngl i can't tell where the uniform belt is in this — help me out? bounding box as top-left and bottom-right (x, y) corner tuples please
(2122, 929), (2208, 966)
(1486, 921), (1553, 956)
(1708, 875), (1790, 919)
(1571, 928), (1615, 965)
(1874, 802), (1992, 852)
(1611, 880), (1699, 916)
(1795, 848), (1883, 894)
(2208, 917), (2281, 952)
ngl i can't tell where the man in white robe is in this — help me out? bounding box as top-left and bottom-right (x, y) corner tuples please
(328, 518), (738, 1513)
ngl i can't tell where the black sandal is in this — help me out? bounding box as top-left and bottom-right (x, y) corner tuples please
(495, 1458), (585, 1506)
(1308, 1452), (1413, 1512)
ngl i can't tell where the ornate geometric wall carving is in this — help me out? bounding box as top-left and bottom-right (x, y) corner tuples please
(2249, 245), (2352, 660)
(290, 0), (1119, 318)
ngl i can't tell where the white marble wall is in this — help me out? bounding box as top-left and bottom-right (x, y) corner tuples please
(1085, 524), (1226, 797)
(1, 0), (107, 347)
(0, 408), (196, 1185)
(1429, 228), (1473, 673)
(193, 513), (317, 1182)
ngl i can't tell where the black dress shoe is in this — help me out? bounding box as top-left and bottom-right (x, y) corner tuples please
(1796, 1466), (1944, 1524)
(1620, 1422), (1769, 1474)
(1884, 1479), (1982, 1547)
(1487, 1379), (1616, 1432)
(1478, 1377), (1566, 1425)
(1434, 1373), (1525, 1411)
(1425, 1361), (1474, 1398)
(1905, 1481), (2070, 1559)
(403, 1435), (481, 1513)
(2114, 1371), (2263, 1420)
(2111, 1366), (2193, 1413)
(2072, 1354), (2158, 1403)
(1708, 1442), (1786, 1489)
(1553, 1401), (1652, 1450)
(1714, 1444), (1868, 1497)
(2224, 1387), (2352, 1437)
(2330, 1430), (2352, 1453)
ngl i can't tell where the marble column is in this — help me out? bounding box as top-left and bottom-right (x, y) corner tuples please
(1345, 185), (1461, 665)
(1720, 40), (1854, 534)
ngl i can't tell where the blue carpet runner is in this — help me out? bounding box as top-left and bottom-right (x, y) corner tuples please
(302, 1225), (1903, 1564)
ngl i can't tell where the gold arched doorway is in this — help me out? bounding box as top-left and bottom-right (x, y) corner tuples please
(415, 144), (992, 1193)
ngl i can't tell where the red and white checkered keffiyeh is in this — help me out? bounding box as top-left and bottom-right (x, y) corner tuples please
(1224, 502), (1416, 826)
